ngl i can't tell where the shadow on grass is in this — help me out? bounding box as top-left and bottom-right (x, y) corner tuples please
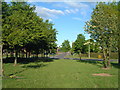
(76, 59), (103, 68)
(76, 59), (120, 69)
(111, 63), (120, 69)
(8, 68), (27, 76)
(3, 57), (59, 64)
(3, 57), (56, 77)
(22, 63), (47, 69)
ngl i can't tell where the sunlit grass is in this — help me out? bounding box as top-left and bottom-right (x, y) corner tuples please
(2, 59), (118, 88)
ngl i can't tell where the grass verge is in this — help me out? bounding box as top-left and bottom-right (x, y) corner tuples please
(2, 58), (118, 88)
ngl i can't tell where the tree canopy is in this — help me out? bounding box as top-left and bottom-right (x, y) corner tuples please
(72, 34), (86, 59)
(2, 2), (57, 65)
(61, 40), (71, 52)
(84, 2), (119, 68)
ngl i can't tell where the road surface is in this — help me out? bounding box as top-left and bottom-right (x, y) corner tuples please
(53, 52), (67, 59)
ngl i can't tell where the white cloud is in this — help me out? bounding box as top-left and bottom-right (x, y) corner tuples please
(65, 10), (71, 14)
(72, 17), (82, 21)
(65, 2), (89, 9)
(48, 19), (53, 22)
(72, 17), (88, 22)
(52, 3), (69, 8)
(53, 2), (89, 16)
(80, 11), (87, 16)
(70, 9), (79, 13)
(35, 5), (80, 19)
(65, 9), (79, 14)
(35, 6), (64, 19)
(65, 2), (89, 17)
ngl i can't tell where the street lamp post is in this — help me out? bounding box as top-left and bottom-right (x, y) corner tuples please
(84, 39), (91, 59)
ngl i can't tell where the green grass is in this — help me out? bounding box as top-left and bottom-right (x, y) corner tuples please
(3, 58), (118, 88)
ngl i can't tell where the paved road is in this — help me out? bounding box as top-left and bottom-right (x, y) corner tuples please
(53, 52), (67, 59)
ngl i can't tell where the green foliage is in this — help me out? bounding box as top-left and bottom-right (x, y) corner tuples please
(84, 39), (101, 53)
(61, 40), (71, 52)
(72, 34), (85, 54)
(84, 2), (118, 67)
(2, 2), (57, 64)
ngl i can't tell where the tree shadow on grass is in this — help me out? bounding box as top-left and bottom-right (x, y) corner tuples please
(76, 59), (103, 68)
(111, 63), (120, 69)
(3, 57), (59, 64)
(4, 58), (51, 77)
(8, 68), (27, 76)
(76, 59), (120, 69)
(21, 63), (47, 69)
(3, 63), (47, 79)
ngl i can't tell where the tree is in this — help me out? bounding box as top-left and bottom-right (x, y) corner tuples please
(2, 2), (37, 65)
(2, 2), (57, 65)
(72, 34), (85, 60)
(61, 40), (71, 52)
(1, 1), (11, 76)
(117, 1), (120, 64)
(84, 2), (118, 68)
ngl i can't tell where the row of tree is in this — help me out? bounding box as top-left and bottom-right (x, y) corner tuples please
(2, 2), (57, 65)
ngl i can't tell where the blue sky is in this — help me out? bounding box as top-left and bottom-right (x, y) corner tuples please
(6, 1), (97, 46)
(27, 2), (97, 46)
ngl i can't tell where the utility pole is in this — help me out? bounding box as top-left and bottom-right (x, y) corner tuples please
(84, 39), (91, 59)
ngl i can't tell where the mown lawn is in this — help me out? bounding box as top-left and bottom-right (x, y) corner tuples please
(2, 58), (118, 88)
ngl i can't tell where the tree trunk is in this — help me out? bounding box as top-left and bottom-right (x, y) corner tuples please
(45, 50), (46, 57)
(6, 51), (8, 58)
(14, 50), (18, 66)
(26, 52), (27, 58)
(41, 53), (44, 57)
(103, 48), (107, 68)
(28, 51), (30, 58)
(79, 52), (81, 60)
(36, 53), (38, 58)
(10, 51), (14, 57)
(88, 44), (90, 58)
(107, 49), (110, 67)
(118, 46), (120, 64)
(19, 51), (22, 58)
(0, 45), (4, 77)
(18, 51), (21, 58)
(21, 52), (24, 58)
(33, 54), (35, 57)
